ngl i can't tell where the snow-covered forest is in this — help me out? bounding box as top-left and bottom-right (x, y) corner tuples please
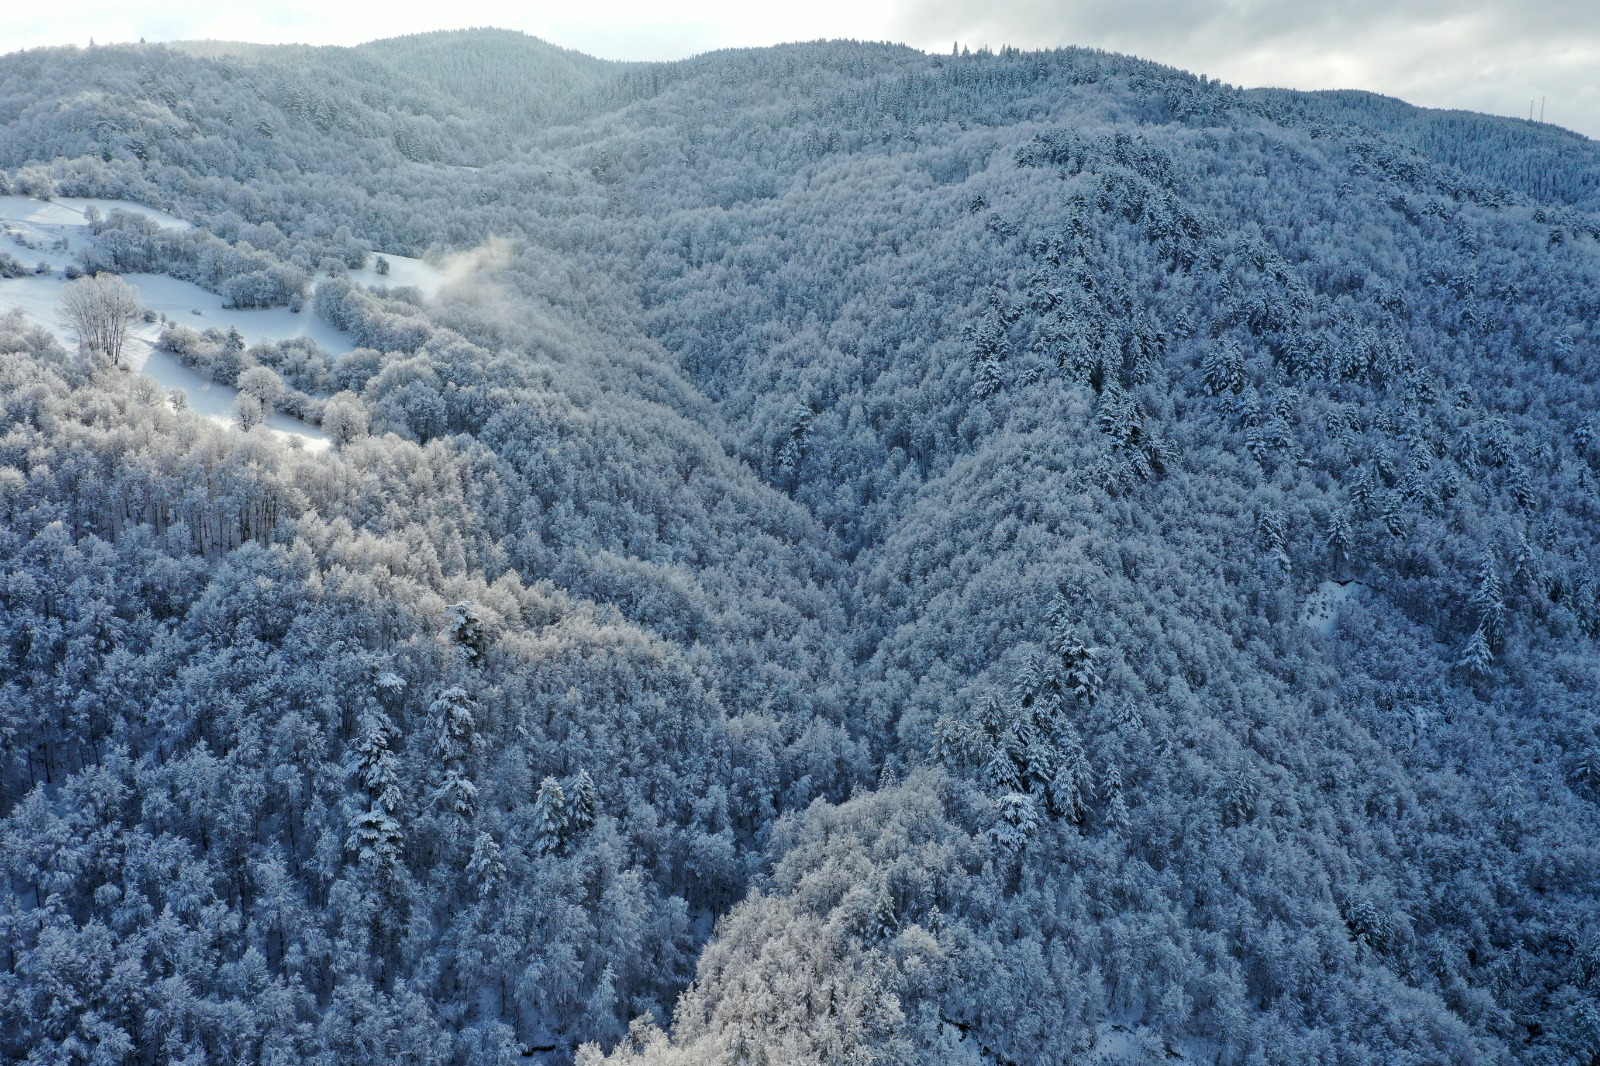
(2, 28), (1599, 1066)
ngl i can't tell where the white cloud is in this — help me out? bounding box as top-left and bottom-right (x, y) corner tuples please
(885, 0), (1600, 137)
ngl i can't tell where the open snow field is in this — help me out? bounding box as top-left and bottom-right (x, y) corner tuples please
(122, 323), (335, 448)
(0, 194), (193, 275)
(0, 196), (446, 451)
(347, 251), (447, 298)
(0, 194), (192, 243)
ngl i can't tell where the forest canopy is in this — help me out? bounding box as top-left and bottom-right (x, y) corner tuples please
(1, 28), (1599, 1066)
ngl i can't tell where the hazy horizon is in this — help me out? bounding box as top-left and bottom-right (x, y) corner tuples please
(1, 2), (1595, 139)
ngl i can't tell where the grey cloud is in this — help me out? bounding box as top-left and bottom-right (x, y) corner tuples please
(887, 0), (1600, 137)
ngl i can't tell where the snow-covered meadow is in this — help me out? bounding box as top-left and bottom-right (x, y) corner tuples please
(0, 195), (444, 450)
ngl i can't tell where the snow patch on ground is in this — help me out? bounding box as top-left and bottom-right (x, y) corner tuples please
(124, 331), (331, 450)
(347, 252), (447, 299)
(0, 197), (452, 452)
(0, 270), (334, 450)
(0, 195), (191, 230)
(1, 195), (191, 276)
(1301, 579), (1367, 637)
(1080, 1023), (1201, 1065)
(0, 274), (75, 332)
(133, 272), (354, 355)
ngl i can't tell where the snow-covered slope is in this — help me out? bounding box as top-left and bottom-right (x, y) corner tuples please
(2, 32), (1599, 1066)
(0, 196), (446, 449)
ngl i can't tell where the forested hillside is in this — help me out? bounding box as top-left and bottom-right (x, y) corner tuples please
(2, 30), (1599, 1066)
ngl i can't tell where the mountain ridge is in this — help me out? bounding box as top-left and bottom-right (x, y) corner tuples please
(1, 30), (1598, 1066)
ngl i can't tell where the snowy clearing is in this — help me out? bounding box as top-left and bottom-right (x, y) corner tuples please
(125, 331), (332, 449)
(1, 195), (191, 274)
(0, 269), (335, 450)
(347, 253), (447, 298)
(0, 196), (448, 451)
(1301, 578), (1368, 637)
(0, 194), (192, 235)
(134, 272), (355, 354)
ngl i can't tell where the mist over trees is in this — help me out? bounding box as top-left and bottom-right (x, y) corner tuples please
(2, 28), (1600, 1066)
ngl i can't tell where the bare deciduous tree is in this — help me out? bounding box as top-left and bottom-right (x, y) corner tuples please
(59, 273), (141, 365)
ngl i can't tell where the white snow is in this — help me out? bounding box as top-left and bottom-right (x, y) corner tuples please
(132, 272), (355, 354)
(1079, 1022), (1202, 1065)
(0, 268), (334, 450)
(0, 194), (192, 235)
(0, 196), (449, 452)
(0, 274), (73, 331)
(347, 252), (447, 299)
(0, 195), (191, 275)
(124, 331), (332, 449)
(1301, 579), (1367, 637)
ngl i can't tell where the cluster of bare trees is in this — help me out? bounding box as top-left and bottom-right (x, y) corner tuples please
(58, 272), (141, 364)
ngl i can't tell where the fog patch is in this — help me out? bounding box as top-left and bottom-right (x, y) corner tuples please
(438, 235), (515, 290)
(429, 236), (533, 346)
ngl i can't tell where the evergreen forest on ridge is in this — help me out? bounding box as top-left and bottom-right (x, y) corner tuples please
(2, 28), (1600, 1066)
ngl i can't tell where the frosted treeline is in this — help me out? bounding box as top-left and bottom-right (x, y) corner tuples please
(2, 29), (1599, 1066)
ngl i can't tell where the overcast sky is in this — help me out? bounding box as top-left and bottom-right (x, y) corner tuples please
(4, 0), (1595, 139)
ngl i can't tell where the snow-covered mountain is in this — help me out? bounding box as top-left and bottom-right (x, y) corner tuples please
(2, 30), (1599, 1066)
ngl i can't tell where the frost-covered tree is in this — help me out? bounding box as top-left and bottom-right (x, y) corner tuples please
(466, 831), (506, 898)
(445, 601), (489, 662)
(431, 686), (479, 820)
(3, 31), (1599, 1066)
(237, 365), (286, 415)
(233, 390), (267, 431)
(58, 273), (140, 364)
(347, 711), (406, 877)
(322, 391), (371, 448)
(531, 776), (569, 856)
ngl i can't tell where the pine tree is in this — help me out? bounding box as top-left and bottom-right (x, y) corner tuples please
(431, 686), (480, 820)
(532, 776), (569, 855)
(466, 831), (505, 898)
(1573, 738), (1600, 800)
(347, 712), (405, 877)
(445, 601), (489, 662)
(567, 768), (599, 833)
(776, 401), (813, 475)
(1458, 627), (1495, 676)
(931, 714), (980, 771)
(1221, 768), (1258, 827)
(1325, 508), (1353, 567)
(1470, 555), (1505, 645)
(1049, 620), (1102, 707)
(988, 792), (1039, 851)
(1202, 341), (1246, 395)
(1257, 510), (1290, 570)
(1101, 763), (1130, 836)
(972, 352), (1004, 399)
(1047, 726), (1094, 823)
(968, 311), (1008, 398)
